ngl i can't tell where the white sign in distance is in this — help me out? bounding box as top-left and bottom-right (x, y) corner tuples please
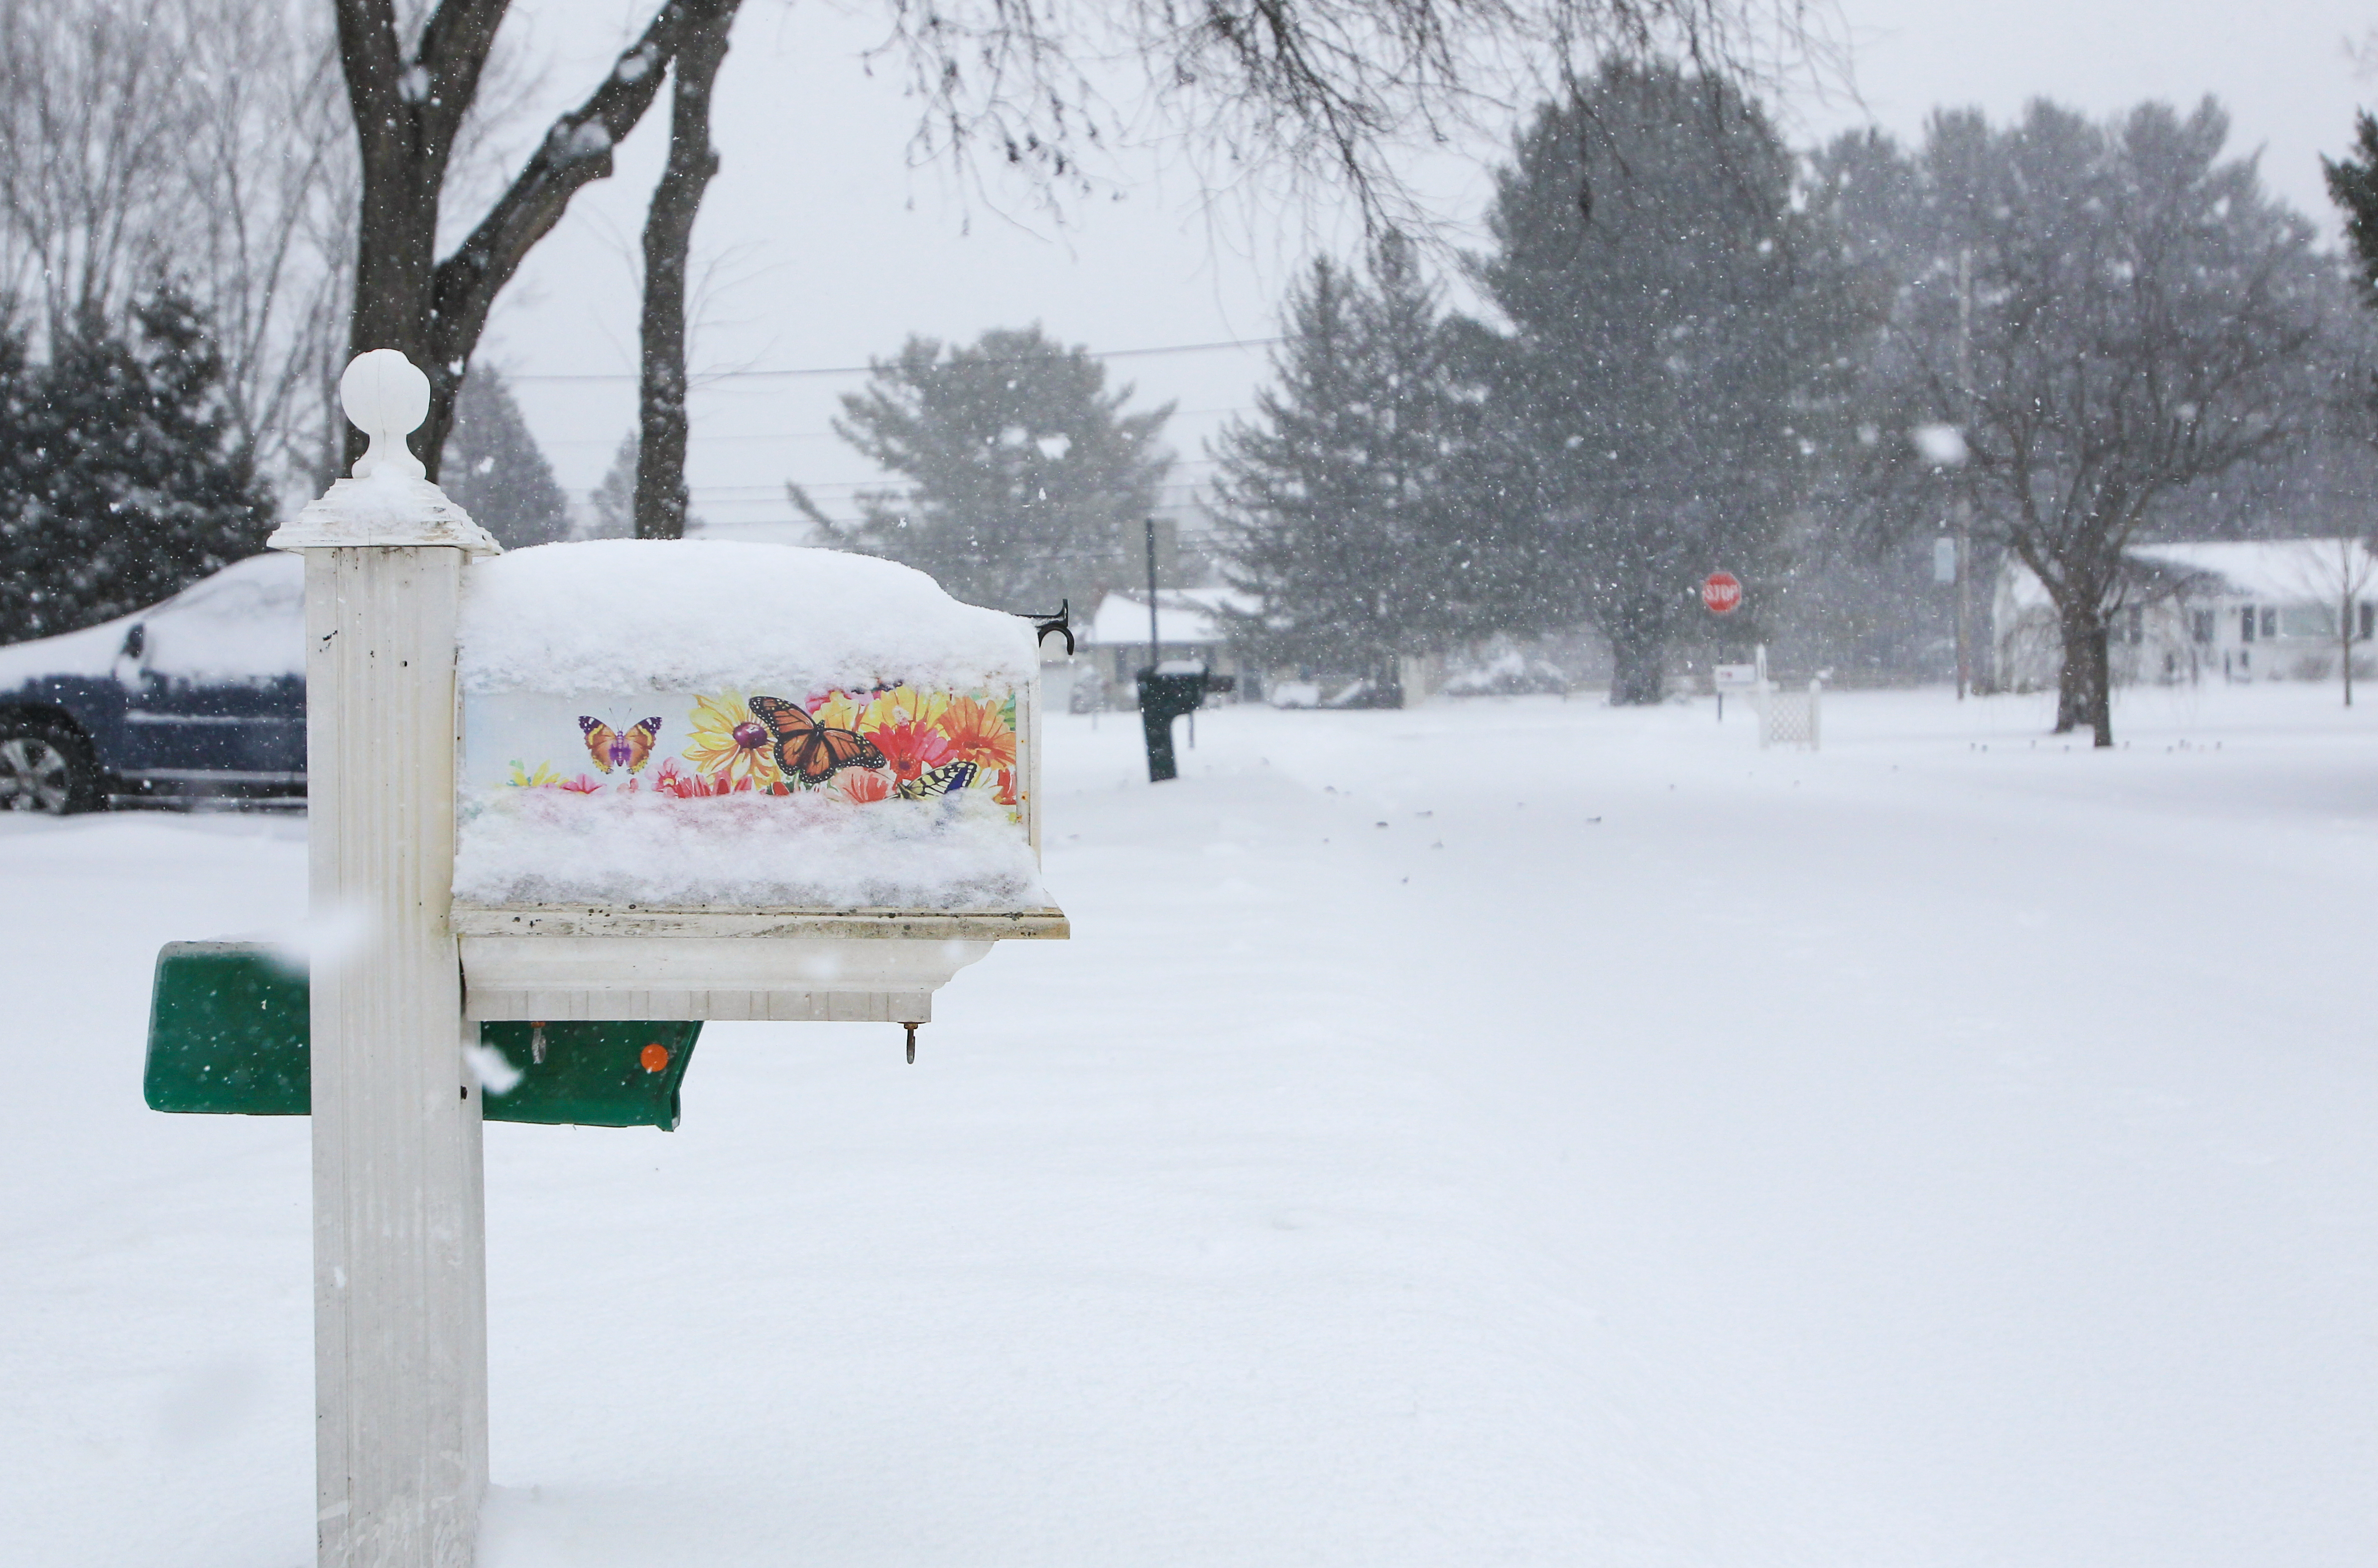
(1934, 536), (1957, 584)
(1713, 664), (1761, 692)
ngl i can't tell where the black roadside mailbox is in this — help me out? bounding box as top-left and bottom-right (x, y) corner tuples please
(1137, 666), (1211, 782)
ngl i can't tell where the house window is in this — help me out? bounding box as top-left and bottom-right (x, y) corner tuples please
(2240, 605), (2256, 643)
(2261, 607), (2279, 639)
(2124, 606), (2144, 644)
(2361, 603), (2374, 641)
(2190, 609), (2215, 645)
(2279, 605), (2336, 639)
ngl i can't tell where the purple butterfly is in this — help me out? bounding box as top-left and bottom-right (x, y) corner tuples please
(579, 716), (663, 774)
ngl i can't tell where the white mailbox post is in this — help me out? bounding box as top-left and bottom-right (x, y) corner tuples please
(260, 352), (1065, 1568)
(268, 351), (502, 1568)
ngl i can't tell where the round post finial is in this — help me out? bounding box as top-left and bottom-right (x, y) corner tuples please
(342, 350), (432, 481)
(268, 348), (499, 554)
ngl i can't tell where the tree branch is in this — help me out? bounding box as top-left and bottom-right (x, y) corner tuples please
(332, 0), (405, 130)
(427, 0), (698, 373)
(413, 0), (515, 154)
(635, 0), (739, 539)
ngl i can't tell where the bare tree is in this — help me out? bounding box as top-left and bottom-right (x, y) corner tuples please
(634, 0), (741, 541)
(1, 0), (356, 494)
(333, 0), (729, 476)
(867, 0), (1833, 229)
(2280, 537), (2378, 706)
(0, 0), (194, 331)
(171, 1), (357, 490)
(332, 0), (1824, 478)
(5, 1), (364, 494)
(1858, 100), (2326, 745)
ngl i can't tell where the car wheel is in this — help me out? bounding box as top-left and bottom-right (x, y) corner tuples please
(0, 722), (102, 815)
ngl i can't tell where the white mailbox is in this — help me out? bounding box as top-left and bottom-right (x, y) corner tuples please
(448, 539), (1067, 1025)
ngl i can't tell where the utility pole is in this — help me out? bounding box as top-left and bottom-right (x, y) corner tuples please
(1137, 514), (1189, 782)
(1145, 515), (1161, 670)
(1955, 245), (1974, 702)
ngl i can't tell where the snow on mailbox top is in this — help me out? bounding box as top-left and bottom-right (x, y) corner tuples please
(457, 539), (1036, 696)
(452, 541), (1048, 913)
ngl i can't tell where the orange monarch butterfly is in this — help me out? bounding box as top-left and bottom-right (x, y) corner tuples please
(747, 695), (886, 786)
(579, 715), (662, 774)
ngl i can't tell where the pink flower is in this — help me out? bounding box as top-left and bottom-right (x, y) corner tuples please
(559, 774), (603, 794)
(838, 768), (892, 804)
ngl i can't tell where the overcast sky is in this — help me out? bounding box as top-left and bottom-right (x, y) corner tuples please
(483, 0), (2377, 540)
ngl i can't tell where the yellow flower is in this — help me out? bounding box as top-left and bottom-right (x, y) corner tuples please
(856, 684), (948, 735)
(810, 690), (864, 730)
(682, 690), (781, 789)
(507, 760), (565, 788)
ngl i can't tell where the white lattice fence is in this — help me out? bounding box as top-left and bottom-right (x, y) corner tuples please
(1759, 682), (1822, 750)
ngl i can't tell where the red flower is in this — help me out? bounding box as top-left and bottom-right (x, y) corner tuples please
(650, 759), (748, 799)
(867, 719), (953, 782)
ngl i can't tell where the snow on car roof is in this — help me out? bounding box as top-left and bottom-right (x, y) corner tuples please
(0, 552), (305, 689)
(0, 611), (137, 686)
(143, 553), (305, 682)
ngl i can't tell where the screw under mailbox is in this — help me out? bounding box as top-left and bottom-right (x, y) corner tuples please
(902, 1022), (921, 1064)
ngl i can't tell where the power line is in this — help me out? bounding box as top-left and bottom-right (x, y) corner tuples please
(692, 469), (1227, 497)
(511, 335), (1286, 385)
(540, 405), (1259, 447)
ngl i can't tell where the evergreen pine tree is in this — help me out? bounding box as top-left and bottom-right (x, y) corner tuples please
(1212, 234), (1478, 683)
(794, 325), (1173, 613)
(2324, 112), (2378, 307)
(1467, 65), (1850, 703)
(0, 288), (276, 642)
(0, 322), (32, 603)
(587, 432), (638, 539)
(440, 365), (572, 550)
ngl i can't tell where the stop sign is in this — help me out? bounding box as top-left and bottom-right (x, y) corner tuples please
(1701, 572), (1743, 615)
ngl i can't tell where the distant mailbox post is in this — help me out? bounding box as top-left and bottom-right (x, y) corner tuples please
(1712, 662), (1759, 722)
(1136, 662), (1209, 782)
(140, 352), (1069, 1568)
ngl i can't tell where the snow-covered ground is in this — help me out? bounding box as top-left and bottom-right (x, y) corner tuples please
(6, 682), (2374, 1566)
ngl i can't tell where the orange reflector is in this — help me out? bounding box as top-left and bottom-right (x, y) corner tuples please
(640, 1043), (670, 1073)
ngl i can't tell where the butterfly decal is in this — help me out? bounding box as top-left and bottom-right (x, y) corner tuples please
(579, 715), (663, 775)
(747, 694), (886, 785)
(920, 759), (976, 796)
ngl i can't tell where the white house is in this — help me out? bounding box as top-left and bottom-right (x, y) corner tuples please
(1062, 587), (1261, 709)
(1993, 538), (2378, 689)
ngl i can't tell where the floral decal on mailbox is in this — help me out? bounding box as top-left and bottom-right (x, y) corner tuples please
(502, 683), (1024, 817)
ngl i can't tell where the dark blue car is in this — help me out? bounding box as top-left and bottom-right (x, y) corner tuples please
(0, 553), (306, 812)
